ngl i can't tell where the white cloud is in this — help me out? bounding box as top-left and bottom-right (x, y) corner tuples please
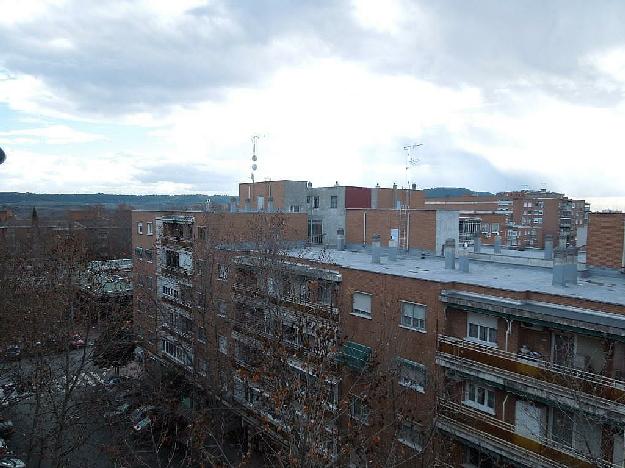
(0, 125), (103, 145)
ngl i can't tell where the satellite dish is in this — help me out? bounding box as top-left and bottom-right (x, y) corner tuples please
(252, 155), (257, 162)
(0, 147), (5, 165)
(251, 164), (257, 171)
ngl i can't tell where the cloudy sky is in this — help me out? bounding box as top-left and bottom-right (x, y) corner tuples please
(0, 0), (624, 209)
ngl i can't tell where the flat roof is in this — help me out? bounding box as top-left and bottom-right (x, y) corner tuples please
(295, 247), (625, 307)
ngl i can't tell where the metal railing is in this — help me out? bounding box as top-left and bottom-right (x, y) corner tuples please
(438, 335), (625, 394)
(438, 399), (614, 468)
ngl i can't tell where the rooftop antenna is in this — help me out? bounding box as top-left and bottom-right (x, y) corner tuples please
(403, 143), (422, 188)
(251, 135), (260, 184)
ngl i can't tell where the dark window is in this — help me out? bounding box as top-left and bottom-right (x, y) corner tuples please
(313, 196), (320, 208)
(166, 250), (180, 268)
(330, 196), (338, 209)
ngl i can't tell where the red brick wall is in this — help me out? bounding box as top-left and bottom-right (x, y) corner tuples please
(587, 212), (625, 269)
(345, 186), (371, 208)
(238, 181), (287, 210)
(345, 209), (437, 250)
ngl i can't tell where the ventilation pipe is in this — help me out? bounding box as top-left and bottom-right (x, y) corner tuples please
(494, 235), (502, 254)
(336, 228), (345, 251)
(544, 235), (554, 260)
(371, 234), (381, 264)
(444, 238), (456, 270)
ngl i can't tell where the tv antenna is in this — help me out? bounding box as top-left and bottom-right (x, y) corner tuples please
(250, 135), (260, 183)
(403, 143), (422, 187)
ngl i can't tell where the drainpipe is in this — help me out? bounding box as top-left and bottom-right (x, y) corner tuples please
(505, 319), (513, 352)
(363, 211), (367, 246)
(406, 212), (411, 252)
(502, 393), (510, 424)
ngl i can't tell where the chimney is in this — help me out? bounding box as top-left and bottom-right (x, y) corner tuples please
(393, 183), (399, 209)
(458, 246), (470, 272)
(444, 238), (456, 270)
(473, 233), (481, 253)
(552, 246), (578, 286)
(494, 235), (502, 254)
(388, 237), (398, 261)
(411, 183), (417, 190)
(372, 183), (379, 209)
(336, 228), (345, 251)
(544, 235), (553, 260)
(371, 234), (381, 264)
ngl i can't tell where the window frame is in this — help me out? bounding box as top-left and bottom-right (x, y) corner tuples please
(330, 195), (338, 209)
(137, 222), (143, 234)
(146, 222), (153, 236)
(399, 301), (426, 332)
(463, 382), (495, 415)
(351, 291), (372, 319)
(217, 264), (229, 281)
(397, 358), (427, 393)
(218, 335), (228, 354)
(350, 396), (370, 424)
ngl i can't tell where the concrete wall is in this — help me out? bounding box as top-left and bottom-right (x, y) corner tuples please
(435, 210), (460, 256)
(308, 186), (346, 247)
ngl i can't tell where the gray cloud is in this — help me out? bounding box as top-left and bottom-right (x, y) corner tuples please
(4, 1), (625, 117)
(136, 162), (232, 192)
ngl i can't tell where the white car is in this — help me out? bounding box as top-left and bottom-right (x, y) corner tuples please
(0, 456), (26, 468)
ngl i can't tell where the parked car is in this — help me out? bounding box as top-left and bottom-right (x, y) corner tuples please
(104, 402), (131, 420)
(130, 405), (155, 422)
(69, 335), (85, 349)
(0, 422), (13, 439)
(132, 416), (152, 433)
(3, 347), (20, 361)
(0, 438), (7, 456)
(0, 456), (26, 468)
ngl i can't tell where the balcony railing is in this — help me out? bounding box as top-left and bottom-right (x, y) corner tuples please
(438, 399), (610, 468)
(232, 284), (339, 321)
(438, 335), (625, 404)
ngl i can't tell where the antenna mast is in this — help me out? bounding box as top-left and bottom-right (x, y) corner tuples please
(403, 143), (422, 188)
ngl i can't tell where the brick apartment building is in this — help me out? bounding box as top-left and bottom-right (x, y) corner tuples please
(132, 203), (625, 467)
(426, 190), (590, 249)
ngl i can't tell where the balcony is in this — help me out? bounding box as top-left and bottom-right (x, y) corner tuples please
(231, 284), (339, 321)
(437, 336), (625, 419)
(437, 399), (607, 468)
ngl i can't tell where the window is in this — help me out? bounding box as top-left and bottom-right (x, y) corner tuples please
(146, 222), (153, 235)
(165, 250), (180, 268)
(481, 223), (490, 234)
(144, 249), (153, 261)
(330, 196), (338, 209)
(134, 246), (143, 258)
(197, 226), (207, 240)
(350, 396), (369, 424)
(398, 420), (422, 451)
(219, 335), (228, 354)
(289, 205), (300, 213)
(137, 222), (143, 234)
(352, 292), (372, 318)
(464, 382), (495, 414)
(491, 223), (499, 234)
(178, 315), (194, 335)
(145, 276), (153, 289)
(398, 358), (426, 392)
(466, 312), (497, 347)
(217, 264), (229, 281)
(217, 300), (228, 318)
(400, 302), (426, 331)
(465, 447), (495, 468)
(198, 327), (207, 343)
(313, 196), (320, 209)
(162, 285), (179, 299)
(306, 195), (312, 204)
(197, 357), (208, 376)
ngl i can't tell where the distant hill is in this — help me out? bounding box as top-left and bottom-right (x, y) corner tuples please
(0, 192), (236, 217)
(423, 187), (494, 198)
